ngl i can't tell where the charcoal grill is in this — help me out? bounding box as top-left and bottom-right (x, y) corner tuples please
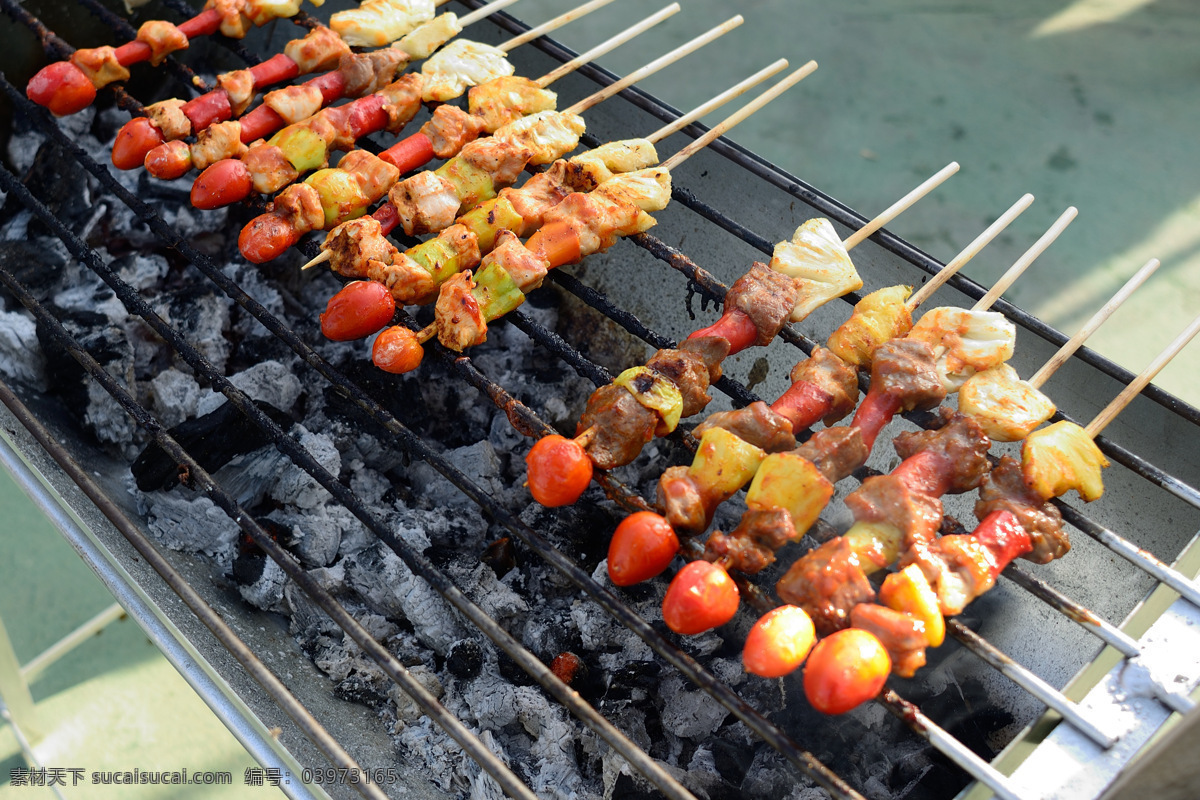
(2, 1), (1200, 798)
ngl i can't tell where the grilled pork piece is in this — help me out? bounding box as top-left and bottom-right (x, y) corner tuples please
(794, 426), (868, 484)
(893, 410), (992, 495)
(724, 262), (800, 347)
(845, 473), (943, 552)
(692, 401), (796, 453)
(777, 537), (875, 635)
(788, 347), (860, 426)
(577, 385), (658, 470)
(870, 338), (946, 413)
(975, 455), (1068, 564)
(704, 509), (795, 574)
(850, 603), (928, 678)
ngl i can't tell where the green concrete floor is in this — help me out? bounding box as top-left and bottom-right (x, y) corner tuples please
(2, 1), (1199, 797)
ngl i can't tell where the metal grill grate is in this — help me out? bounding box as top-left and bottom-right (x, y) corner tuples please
(2, 2), (1200, 799)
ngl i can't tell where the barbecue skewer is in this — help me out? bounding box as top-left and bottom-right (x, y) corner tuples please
(192, 0), (679, 212)
(116, 0), (521, 171)
(25, 0), (329, 116)
(291, 10), (744, 269)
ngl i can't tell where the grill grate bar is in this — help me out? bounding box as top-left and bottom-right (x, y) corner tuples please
(0, 377), (391, 800)
(0, 82), (863, 800)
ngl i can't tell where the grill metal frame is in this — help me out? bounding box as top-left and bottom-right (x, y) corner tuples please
(2, 1), (1200, 798)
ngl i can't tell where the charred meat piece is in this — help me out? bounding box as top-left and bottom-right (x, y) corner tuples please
(893, 410), (992, 494)
(794, 426), (868, 484)
(704, 508), (796, 574)
(499, 161), (572, 231)
(577, 384), (658, 470)
(644, 347), (714, 419)
(845, 473), (943, 551)
(419, 104), (487, 159)
(724, 262), (800, 347)
(871, 338), (946, 412)
(975, 455), (1068, 564)
(692, 401), (796, 453)
(657, 465), (710, 536)
(789, 347), (859, 426)
(850, 603), (927, 678)
(903, 535), (997, 617)
(678, 335), (730, 384)
(777, 537), (876, 636)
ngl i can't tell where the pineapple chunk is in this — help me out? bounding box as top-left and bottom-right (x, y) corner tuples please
(594, 168), (672, 213)
(467, 76), (557, 133)
(614, 366), (684, 434)
(394, 11), (462, 59)
(496, 110), (587, 165)
(688, 427), (766, 499)
(422, 39), (514, 103)
(567, 139), (659, 190)
(769, 218), (863, 323)
(1022, 420), (1109, 502)
(745, 452), (833, 538)
(880, 564), (945, 647)
(908, 307), (1016, 392)
(826, 284), (913, 368)
(842, 521), (904, 573)
(331, 0), (436, 47)
(958, 364), (1056, 442)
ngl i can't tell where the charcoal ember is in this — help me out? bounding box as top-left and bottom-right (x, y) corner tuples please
(130, 399), (292, 492)
(388, 664), (445, 723)
(195, 359), (302, 417)
(708, 739), (755, 786)
(284, 566), (346, 640)
(659, 674), (730, 739)
(0, 240), (65, 307)
(520, 501), (617, 580)
(140, 491), (241, 571)
(481, 537), (517, 577)
(342, 541), (466, 655)
(445, 638), (484, 680)
(147, 285), (231, 375)
(237, 554), (288, 613)
(0, 308), (46, 388)
(268, 426), (340, 509)
(147, 368), (200, 429)
(10, 136), (95, 233)
(408, 439), (508, 511)
(268, 504), (354, 568)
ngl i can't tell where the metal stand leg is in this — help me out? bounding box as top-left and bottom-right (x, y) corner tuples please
(0, 613), (39, 741)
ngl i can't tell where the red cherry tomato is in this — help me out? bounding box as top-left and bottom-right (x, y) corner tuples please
(372, 326), (424, 374)
(112, 116), (166, 170)
(144, 140), (192, 180)
(524, 435), (592, 507)
(803, 628), (891, 714)
(743, 605), (816, 678)
(239, 213), (299, 264)
(27, 62), (97, 116)
(607, 512), (679, 586)
(320, 281), (396, 341)
(661, 561), (739, 635)
(191, 158), (253, 210)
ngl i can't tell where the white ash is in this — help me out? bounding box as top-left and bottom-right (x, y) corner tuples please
(1, 210), (32, 242)
(659, 674), (730, 740)
(569, 598), (654, 665)
(154, 290), (232, 375)
(389, 665), (445, 724)
(408, 439), (509, 511)
(83, 368), (141, 458)
(148, 368), (200, 429)
(268, 426), (340, 509)
(141, 490), (241, 571)
(266, 504), (350, 568)
(0, 309), (46, 388)
(285, 564), (346, 640)
(196, 359), (303, 417)
(238, 553), (289, 614)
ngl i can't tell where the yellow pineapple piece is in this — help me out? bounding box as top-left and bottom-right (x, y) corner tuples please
(745, 452), (833, 538)
(826, 284), (913, 368)
(880, 564), (945, 647)
(1022, 420), (1109, 501)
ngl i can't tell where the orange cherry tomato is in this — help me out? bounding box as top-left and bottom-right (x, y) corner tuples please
(607, 511), (679, 586)
(191, 158), (253, 210)
(27, 62), (97, 116)
(803, 628), (891, 715)
(320, 281), (396, 341)
(112, 116), (166, 170)
(372, 326), (424, 374)
(239, 213), (299, 264)
(743, 605), (816, 678)
(662, 561), (739, 635)
(144, 139), (192, 180)
(525, 434), (593, 507)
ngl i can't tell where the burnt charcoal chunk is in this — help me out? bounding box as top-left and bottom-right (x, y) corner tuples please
(481, 536), (517, 576)
(610, 772), (659, 800)
(0, 241), (66, 307)
(231, 550), (267, 587)
(445, 639), (483, 680)
(130, 399), (293, 491)
(710, 738), (754, 785)
(334, 674), (390, 709)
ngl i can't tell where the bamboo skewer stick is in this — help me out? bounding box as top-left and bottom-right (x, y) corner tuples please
(1028, 257), (1162, 389)
(906, 194), (1035, 311)
(645, 59), (790, 143)
(1087, 311), (1200, 438)
(972, 207), (1078, 312)
(457, 0), (524, 29)
(842, 162), (960, 251)
(536, 2), (680, 85)
(498, 0), (625, 54)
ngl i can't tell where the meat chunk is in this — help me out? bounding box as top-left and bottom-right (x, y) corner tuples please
(338, 150), (400, 203)
(389, 171), (460, 236)
(330, 0), (436, 47)
(435, 272), (486, 351)
(243, 144), (299, 195)
(907, 307), (1016, 392)
(322, 217), (400, 279)
(577, 384), (658, 470)
(190, 121), (246, 170)
(499, 161), (572, 230)
(460, 137), (534, 188)
(893, 410), (992, 495)
(264, 84), (325, 126)
(285, 24), (352, 74)
(678, 336), (730, 384)
(704, 508), (796, 574)
(204, 0), (250, 39)
(497, 111), (587, 166)
(136, 20), (188, 66)
(657, 466), (710, 537)
(565, 139), (659, 191)
(146, 99), (191, 141)
(777, 538), (876, 636)
(216, 68), (255, 116)
(377, 73), (425, 135)
(645, 347), (713, 418)
(71, 46), (130, 89)
(795, 426), (868, 484)
(870, 339), (946, 413)
(789, 347), (859, 425)
(269, 183), (324, 236)
(845, 474), (942, 551)
(482, 231), (548, 293)
(902, 535), (996, 617)
(724, 262), (799, 347)
(540, 192), (644, 258)
(336, 50), (407, 98)
(975, 456), (1068, 564)
(692, 402), (796, 453)
(394, 11), (460, 59)
(419, 104), (487, 160)
(850, 604), (927, 678)
(367, 253), (438, 305)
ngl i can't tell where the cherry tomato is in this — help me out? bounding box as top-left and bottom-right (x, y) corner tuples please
(144, 139), (192, 180)
(191, 158), (253, 210)
(112, 117), (165, 170)
(803, 628), (891, 715)
(743, 605), (816, 678)
(661, 561), (739, 635)
(27, 62), (97, 116)
(607, 511), (679, 586)
(372, 326), (424, 374)
(239, 213), (298, 264)
(525, 435), (592, 507)
(320, 281), (396, 341)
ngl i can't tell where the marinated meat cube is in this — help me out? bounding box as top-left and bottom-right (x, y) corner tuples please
(498, 161), (571, 231)
(870, 339), (946, 412)
(419, 105), (487, 159)
(498, 111), (587, 166)
(265, 84), (325, 127)
(777, 537), (875, 636)
(191, 121), (247, 170)
(243, 144), (299, 195)
(704, 508), (797, 574)
(645, 348), (713, 418)
(657, 466), (709, 536)
(136, 20), (189, 67)
(468, 76), (557, 133)
(389, 171), (460, 236)
(377, 74), (425, 135)
(903, 535), (996, 617)
(285, 24), (352, 74)
(460, 137), (534, 188)
(692, 402), (796, 453)
(541, 192), (643, 257)
(724, 262), (800, 347)
(71, 46), (129, 88)
(678, 336), (730, 383)
(322, 217), (400, 279)
(850, 603), (927, 678)
(146, 99), (191, 141)
(435, 272), (487, 351)
(893, 410), (992, 494)
(482, 231), (548, 294)
(577, 384), (658, 470)
(366, 253), (437, 305)
(269, 183), (324, 236)
(566, 139), (659, 191)
(789, 347), (859, 425)
(215, 69), (255, 116)
(975, 456), (1068, 564)
(794, 426), (868, 484)
(845, 474), (942, 551)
